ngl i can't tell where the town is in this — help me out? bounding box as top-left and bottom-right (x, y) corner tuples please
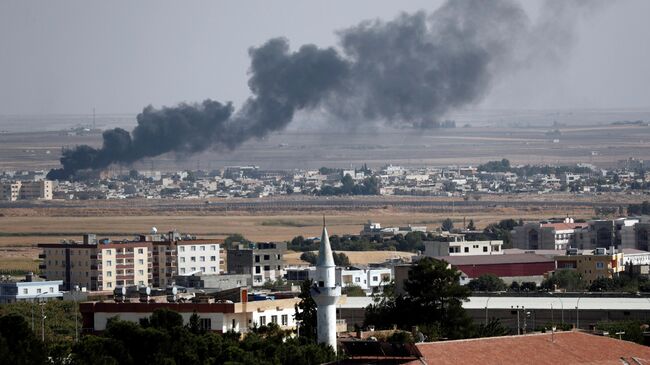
(1, 157), (649, 201)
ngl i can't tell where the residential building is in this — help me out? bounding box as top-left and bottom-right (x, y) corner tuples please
(0, 180), (53, 200)
(511, 217), (586, 250)
(424, 236), (503, 257)
(39, 237), (153, 291)
(554, 247), (624, 285)
(0, 274), (63, 304)
(39, 232), (224, 291)
(226, 242), (287, 286)
(176, 239), (223, 276)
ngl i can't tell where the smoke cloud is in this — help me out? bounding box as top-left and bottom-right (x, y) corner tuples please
(48, 0), (596, 180)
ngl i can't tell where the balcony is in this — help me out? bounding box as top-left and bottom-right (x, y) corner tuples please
(38, 264), (46, 270)
(38, 253), (46, 259)
(90, 265), (98, 270)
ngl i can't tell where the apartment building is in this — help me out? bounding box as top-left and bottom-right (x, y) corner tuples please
(38, 232), (224, 291)
(39, 235), (153, 291)
(424, 235), (503, 257)
(554, 247), (625, 285)
(0, 180), (53, 200)
(176, 240), (223, 275)
(511, 217), (586, 250)
(227, 242), (287, 286)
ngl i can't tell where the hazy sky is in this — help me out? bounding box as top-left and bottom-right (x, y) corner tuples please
(1, 0), (649, 115)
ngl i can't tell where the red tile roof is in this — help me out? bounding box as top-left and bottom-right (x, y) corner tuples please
(411, 331), (650, 365)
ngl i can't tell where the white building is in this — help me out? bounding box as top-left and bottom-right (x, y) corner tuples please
(0, 275), (63, 304)
(177, 241), (222, 275)
(81, 297), (300, 333)
(424, 236), (503, 257)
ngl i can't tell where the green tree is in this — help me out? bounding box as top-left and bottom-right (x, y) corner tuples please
(541, 270), (586, 291)
(474, 318), (510, 338)
(295, 279), (317, 340)
(467, 274), (507, 292)
(365, 257), (473, 340)
(441, 218), (454, 231)
(333, 251), (350, 267)
(0, 313), (47, 365)
(224, 234), (250, 249)
(300, 251), (317, 265)
(467, 219), (476, 231)
(342, 285), (366, 297)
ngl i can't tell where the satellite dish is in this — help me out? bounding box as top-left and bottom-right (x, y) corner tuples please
(151, 227), (158, 234)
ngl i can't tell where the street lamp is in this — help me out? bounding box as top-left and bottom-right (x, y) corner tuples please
(40, 301), (47, 342)
(485, 297), (492, 325)
(575, 296), (583, 330)
(31, 291), (48, 332)
(72, 285), (80, 342)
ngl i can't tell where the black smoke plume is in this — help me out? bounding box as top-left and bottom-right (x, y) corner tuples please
(48, 0), (595, 180)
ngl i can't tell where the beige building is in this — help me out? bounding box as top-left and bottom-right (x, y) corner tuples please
(0, 180), (53, 200)
(39, 237), (153, 291)
(39, 233), (224, 291)
(554, 248), (625, 285)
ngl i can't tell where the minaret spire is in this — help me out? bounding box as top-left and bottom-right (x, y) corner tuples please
(312, 214), (340, 352)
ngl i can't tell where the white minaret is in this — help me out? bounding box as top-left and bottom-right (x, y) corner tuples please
(311, 217), (341, 352)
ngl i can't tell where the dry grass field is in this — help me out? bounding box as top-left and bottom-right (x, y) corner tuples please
(0, 198), (601, 272)
(284, 250), (414, 266)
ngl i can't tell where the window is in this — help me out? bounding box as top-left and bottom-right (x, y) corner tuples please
(138, 270), (144, 275)
(211, 267), (216, 272)
(596, 262), (605, 269)
(105, 249), (112, 255)
(232, 319), (236, 329)
(483, 246), (488, 252)
(259, 316), (267, 326)
(49, 287), (54, 293)
(191, 246), (196, 251)
(22, 288), (28, 294)
(264, 265), (270, 271)
(180, 268), (186, 274)
(211, 245), (217, 251)
(200, 256), (205, 262)
(37, 288), (42, 294)
(255, 266), (261, 274)
(464, 247), (469, 253)
(271, 315), (277, 324)
(281, 314), (288, 326)
(191, 257), (196, 262)
(180, 246), (185, 252)
(138, 248), (144, 254)
(138, 259), (144, 265)
(277, 254), (281, 260)
(106, 260), (112, 266)
(180, 257), (185, 263)
(107, 271), (112, 277)
(191, 267), (196, 272)
(264, 255), (270, 261)
(210, 256), (216, 261)
(200, 246), (206, 251)
(138, 281), (144, 286)
(200, 267), (205, 272)
(255, 255), (260, 263)
(107, 282), (112, 288)
(372, 276), (378, 282)
(355, 277), (361, 283)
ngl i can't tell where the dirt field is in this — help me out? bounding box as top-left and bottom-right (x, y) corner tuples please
(0, 196), (602, 273)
